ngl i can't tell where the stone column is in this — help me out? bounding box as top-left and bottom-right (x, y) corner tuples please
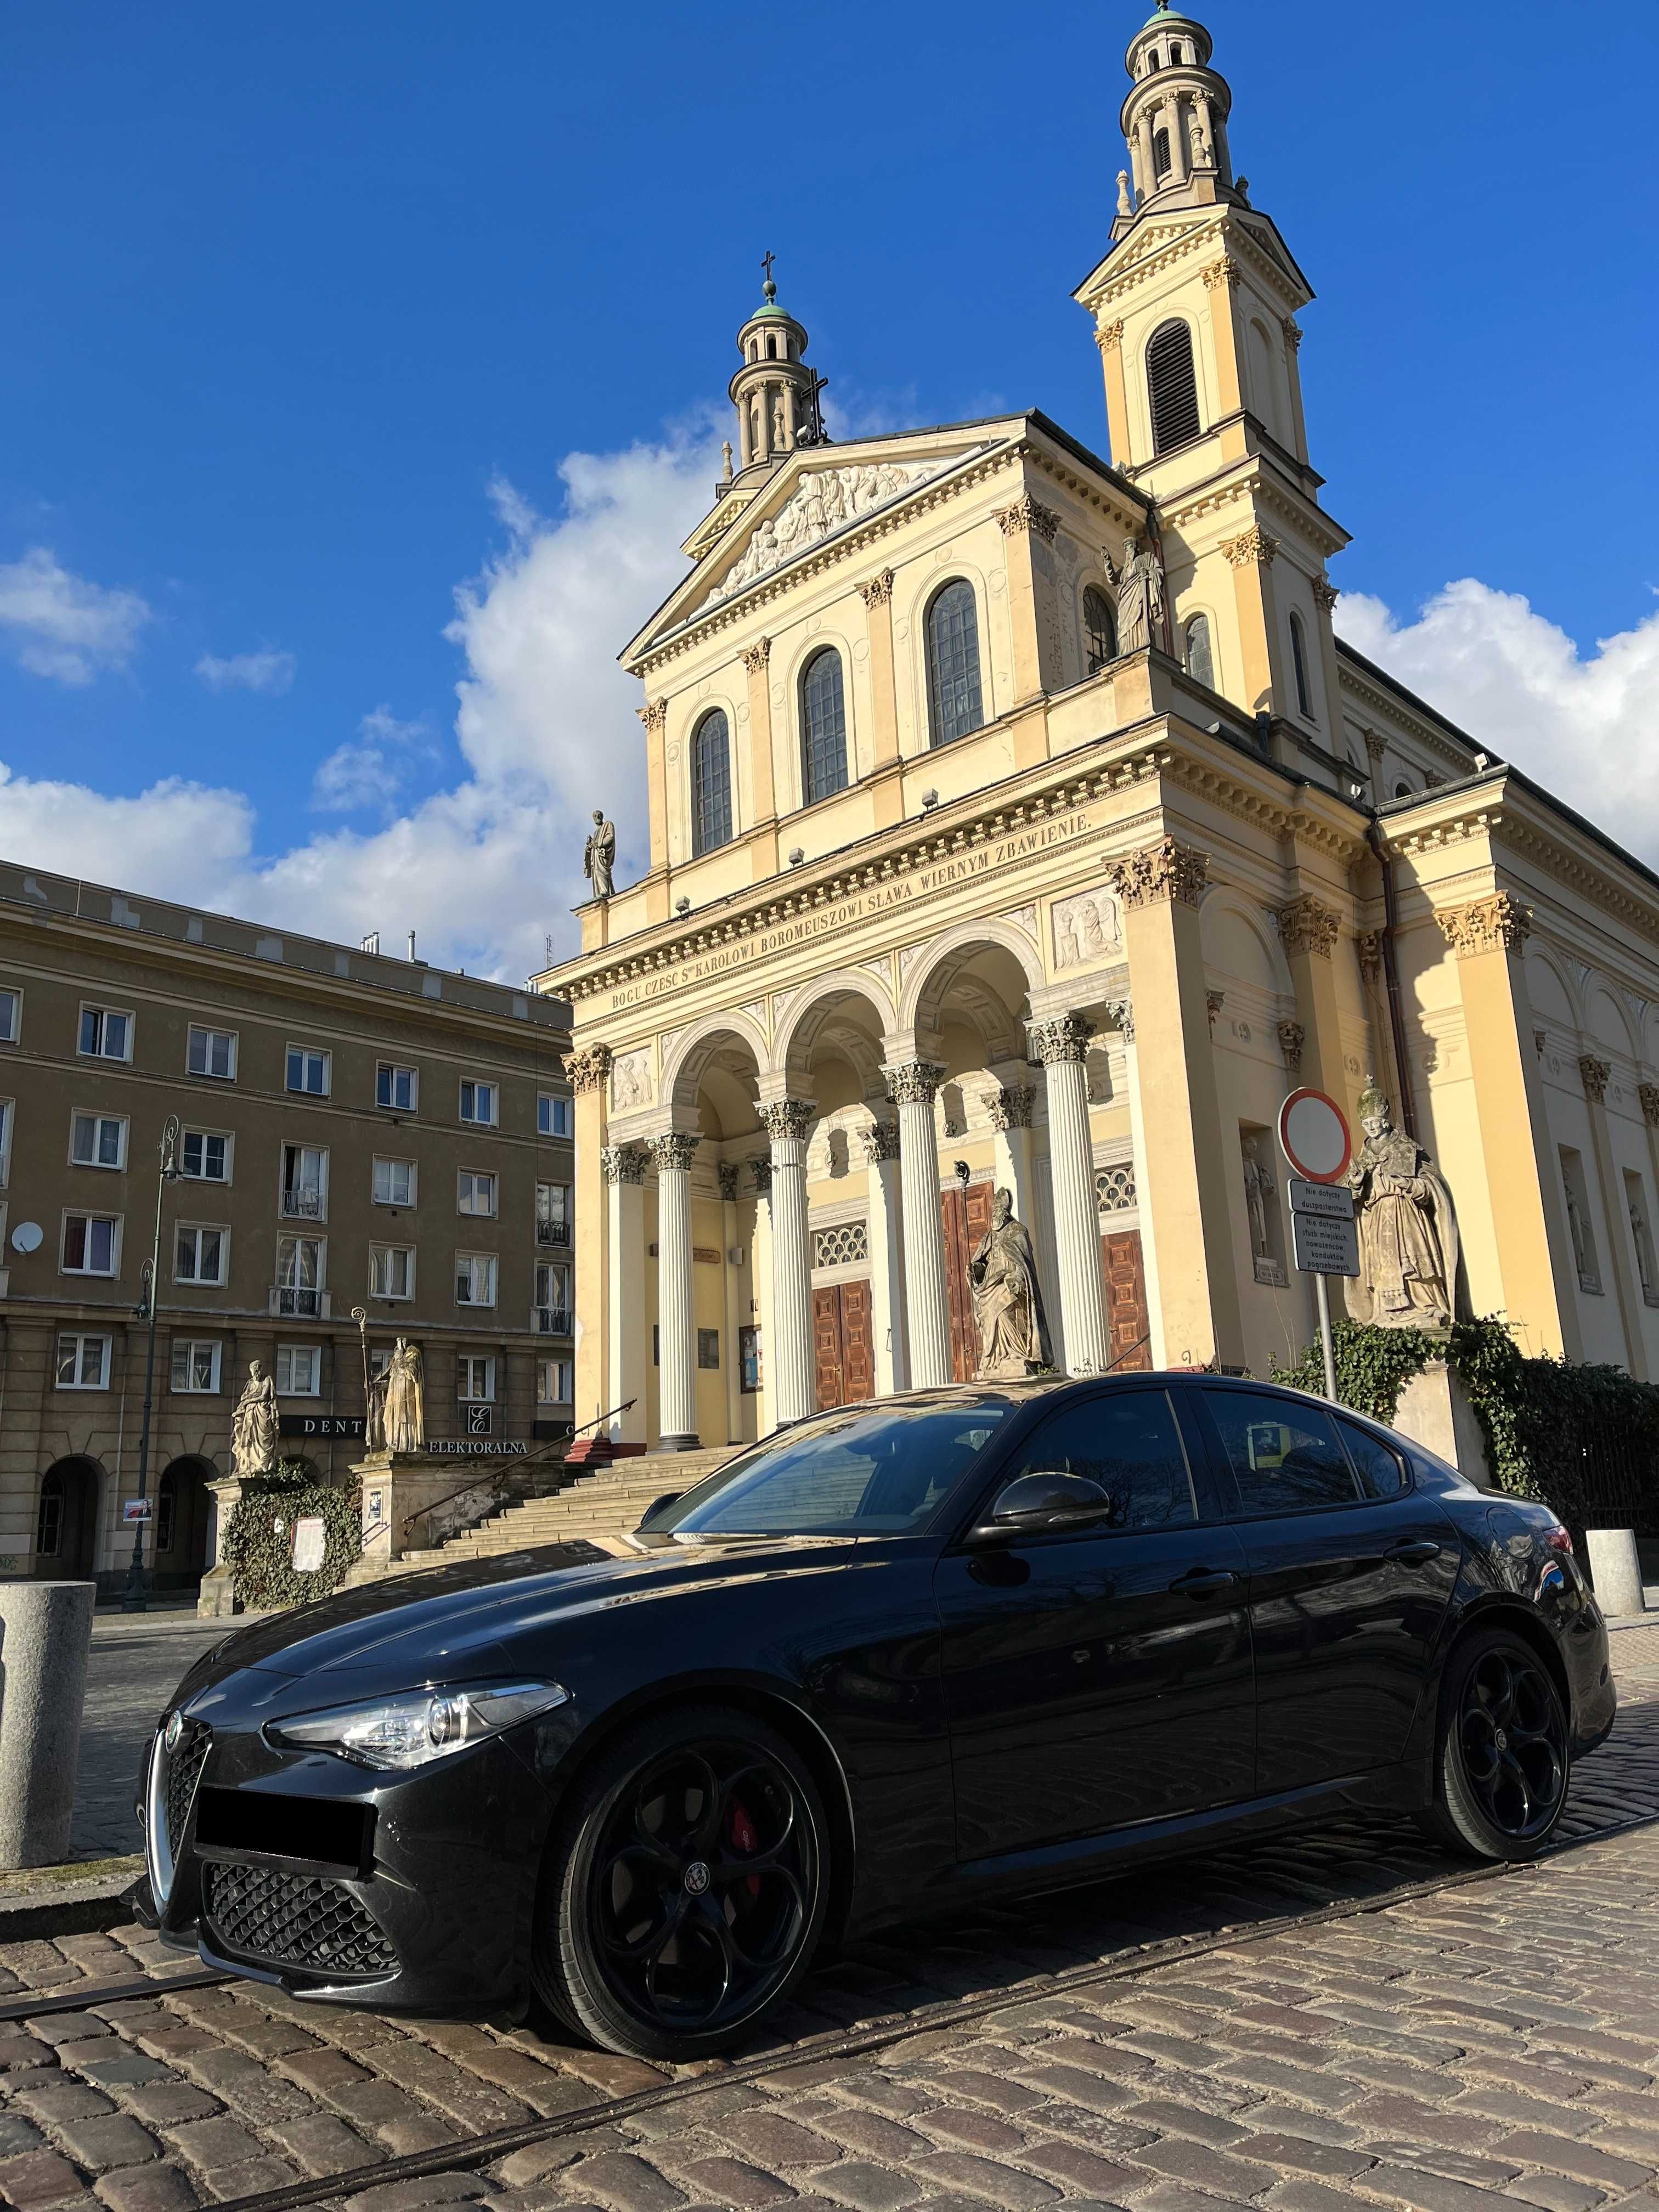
(986, 1081), (1039, 1229)
(1165, 95), (1189, 187)
(1029, 1016), (1110, 1376)
(995, 495), (1061, 704)
(859, 572), (903, 828)
(861, 1121), (909, 1396)
(1118, 1008), (1167, 1365)
(565, 1043), (612, 1441)
(649, 1133), (701, 1449)
(750, 1153), (775, 1434)
(760, 1102), (816, 1425)
(887, 1060), (954, 1390)
(1094, 322), (1129, 472)
(1578, 1056), (1647, 1381)
(718, 1163), (744, 1445)
(743, 638), (778, 875)
(603, 1144), (648, 1446)
(1136, 109), (1157, 199)
(1275, 894), (1345, 1099)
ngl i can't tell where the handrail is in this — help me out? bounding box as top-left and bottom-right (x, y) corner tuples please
(571, 1396), (636, 1440)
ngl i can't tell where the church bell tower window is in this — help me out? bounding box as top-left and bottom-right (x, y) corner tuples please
(1147, 319), (1201, 453)
(1084, 586), (1118, 674)
(800, 648), (849, 804)
(1289, 611), (1313, 718)
(925, 580), (984, 747)
(1183, 612), (1214, 689)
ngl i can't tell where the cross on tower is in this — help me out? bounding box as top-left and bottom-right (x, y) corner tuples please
(760, 250), (776, 285)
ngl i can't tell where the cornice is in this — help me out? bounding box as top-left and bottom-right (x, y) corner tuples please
(1160, 459), (1348, 562)
(1336, 662), (1475, 778)
(1084, 207), (1310, 318)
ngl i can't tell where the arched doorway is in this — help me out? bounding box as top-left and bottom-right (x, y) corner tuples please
(153, 1457), (215, 1593)
(35, 1458), (101, 1581)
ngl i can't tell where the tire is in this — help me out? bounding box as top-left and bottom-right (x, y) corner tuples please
(531, 1703), (829, 2061)
(1423, 1626), (1570, 1861)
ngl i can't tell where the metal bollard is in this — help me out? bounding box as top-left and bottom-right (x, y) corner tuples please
(1584, 1529), (1646, 1620)
(0, 1583), (96, 1868)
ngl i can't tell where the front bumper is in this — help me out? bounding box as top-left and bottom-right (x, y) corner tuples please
(145, 1673), (574, 2012)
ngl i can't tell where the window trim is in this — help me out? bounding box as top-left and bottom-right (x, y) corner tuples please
(278, 1141), (330, 1224)
(458, 1077), (498, 1128)
(798, 644), (850, 807)
(371, 1155), (417, 1208)
(457, 1353), (497, 1402)
(68, 1108), (130, 1173)
(55, 1330), (112, 1390)
(1190, 1380), (1367, 1521)
(923, 577), (986, 749)
(60, 1209), (122, 1278)
(170, 1337), (223, 1395)
(185, 1023), (238, 1081)
(1288, 608), (1314, 721)
(456, 1167), (498, 1218)
(1145, 317), (1203, 456)
(0, 1101), (10, 1189)
(690, 705), (735, 857)
(284, 1042), (333, 1098)
(949, 1381), (1216, 1547)
(178, 1126), (233, 1184)
(537, 1093), (572, 1140)
(376, 1062), (419, 1113)
(274, 1342), (322, 1398)
(0, 985), (21, 1047)
(173, 1221), (230, 1288)
(1331, 1410), (1415, 1502)
(455, 1250), (499, 1307)
(368, 1242), (416, 1301)
(79, 1003), (135, 1064)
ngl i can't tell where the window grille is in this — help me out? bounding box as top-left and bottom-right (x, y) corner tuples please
(800, 648), (849, 804)
(1096, 1163), (1137, 1215)
(1147, 320), (1201, 453)
(925, 580), (984, 747)
(691, 709), (733, 856)
(813, 1220), (869, 1269)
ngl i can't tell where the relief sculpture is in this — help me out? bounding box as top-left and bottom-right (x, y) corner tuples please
(1052, 888), (1120, 971)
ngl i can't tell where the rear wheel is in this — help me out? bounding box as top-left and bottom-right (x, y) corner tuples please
(1425, 1627), (1570, 1860)
(532, 1703), (828, 2060)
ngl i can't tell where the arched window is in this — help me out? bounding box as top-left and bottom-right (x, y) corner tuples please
(1170, 41), (1184, 61)
(768, 332), (780, 359)
(1183, 612), (1214, 689)
(1289, 610), (1313, 716)
(691, 709), (732, 857)
(156, 1468), (177, 1554)
(1393, 780), (1413, 799)
(36, 1471), (63, 1559)
(1153, 127), (1171, 178)
(1083, 586), (1118, 673)
(800, 648), (848, 804)
(925, 580), (984, 746)
(1147, 320), (1201, 453)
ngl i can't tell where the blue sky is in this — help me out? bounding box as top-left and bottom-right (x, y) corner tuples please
(4, 0), (1657, 978)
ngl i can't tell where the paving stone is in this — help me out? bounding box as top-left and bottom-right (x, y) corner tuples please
(706, 2112), (836, 2169)
(0, 2152), (92, 2209)
(159, 2116), (266, 2173)
(563, 2154), (686, 2212)
(109, 2091), (217, 2134)
(1501, 2176), (1609, 2212)
(912, 2104), (1026, 2155)
(804, 2174), (924, 2212)
(90, 2174), (199, 2212)
(262, 2114), (381, 2177)
(903, 2153), (1058, 2207)
(1017, 2136), (1139, 2196)
(673, 2159), (793, 2208)
(804, 2109), (927, 2164)
(341, 2179), (488, 2212)
(50, 2118), (160, 2175)
(1490, 2131), (1655, 2190)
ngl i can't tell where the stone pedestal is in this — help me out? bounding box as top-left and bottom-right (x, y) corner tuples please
(0, 1583), (95, 1866)
(354, 1450), (535, 1567)
(1391, 1360), (1493, 1488)
(197, 1476), (245, 1618)
(1584, 1528), (1646, 1618)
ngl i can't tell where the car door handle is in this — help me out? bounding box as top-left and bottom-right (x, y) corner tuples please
(1387, 1538), (1443, 1566)
(1170, 1566), (1239, 1598)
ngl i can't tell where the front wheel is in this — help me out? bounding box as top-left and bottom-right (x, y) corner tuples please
(532, 1703), (828, 2060)
(1424, 1627), (1570, 1861)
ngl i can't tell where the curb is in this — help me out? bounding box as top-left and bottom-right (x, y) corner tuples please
(0, 1858), (144, 1942)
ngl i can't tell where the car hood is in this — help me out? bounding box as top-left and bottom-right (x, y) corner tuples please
(179, 1533), (868, 1703)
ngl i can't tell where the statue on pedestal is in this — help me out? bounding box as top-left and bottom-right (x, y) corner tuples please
(1108, 534), (1166, 655)
(1345, 1079), (1461, 1328)
(230, 1361), (279, 1475)
(382, 1337), (426, 1453)
(969, 1189), (1054, 1379)
(583, 811), (616, 901)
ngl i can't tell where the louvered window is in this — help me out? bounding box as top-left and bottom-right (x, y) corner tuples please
(1153, 127), (1171, 178)
(691, 709), (732, 856)
(1289, 611), (1313, 717)
(925, 580), (984, 746)
(1084, 587), (1118, 673)
(800, 648), (849, 804)
(1147, 320), (1201, 453)
(1183, 613), (1214, 689)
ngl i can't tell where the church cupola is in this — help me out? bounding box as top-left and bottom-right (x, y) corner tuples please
(728, 259), (826, 484)
(1116, 0), (1235, 232)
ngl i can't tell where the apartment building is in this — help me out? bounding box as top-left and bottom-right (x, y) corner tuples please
(0, 863), (573, 1596)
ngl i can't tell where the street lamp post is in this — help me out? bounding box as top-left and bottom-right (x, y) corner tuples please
(123, 1114), (181, 1613)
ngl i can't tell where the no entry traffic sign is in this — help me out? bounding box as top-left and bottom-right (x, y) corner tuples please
(1277, 1087), (1352, 1184)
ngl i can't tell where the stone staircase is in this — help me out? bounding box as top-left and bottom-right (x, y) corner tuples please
(375, 1446), (738, 1579)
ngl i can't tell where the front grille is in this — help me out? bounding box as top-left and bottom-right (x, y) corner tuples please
(164, 1719), (211, 1855)
(204, 1861), (397, 1980)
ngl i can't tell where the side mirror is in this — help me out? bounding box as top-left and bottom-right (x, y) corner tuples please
(638, 1491), (683, 1528)
(969, 1471), (1111, 1544)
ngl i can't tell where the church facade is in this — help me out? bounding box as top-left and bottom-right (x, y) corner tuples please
(540, 1), (1659, 1453)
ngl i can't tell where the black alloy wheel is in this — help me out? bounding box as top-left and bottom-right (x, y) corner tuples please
(1427, 1626), (1569, 1860)
(533, 1704), (827, 2059)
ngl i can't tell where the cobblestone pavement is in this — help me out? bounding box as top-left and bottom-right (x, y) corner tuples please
(0, 1625), (1653, 2212)
(71, 1620), (223, 1863)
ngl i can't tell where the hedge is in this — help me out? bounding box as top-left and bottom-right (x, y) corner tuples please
(222, 1460), (363, 1610)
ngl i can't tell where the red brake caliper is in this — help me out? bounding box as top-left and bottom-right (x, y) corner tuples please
(727, 1801), (761, 1897)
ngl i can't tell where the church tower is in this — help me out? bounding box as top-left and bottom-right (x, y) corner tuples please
(1075, 1), (1349, 760)
(727, 267), (822, 487)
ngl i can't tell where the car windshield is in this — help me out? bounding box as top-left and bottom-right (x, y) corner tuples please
(638, 1397), (1014, 1539)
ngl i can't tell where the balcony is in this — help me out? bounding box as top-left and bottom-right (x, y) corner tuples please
(280, 1188), (326, 1220)
(535, 1218), (572, 1247)
(533, 1306), (573, 1336)
(270, 1286), (330, 1319)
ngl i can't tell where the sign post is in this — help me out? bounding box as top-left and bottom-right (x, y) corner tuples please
(1276, 1088), (1356, 1404)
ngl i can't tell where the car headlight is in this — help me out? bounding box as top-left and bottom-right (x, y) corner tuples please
(266, 1680), (569, 1771)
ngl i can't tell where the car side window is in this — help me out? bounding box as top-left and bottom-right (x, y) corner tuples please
(1206, 1389), (1360, 1515)
(1003, 1391), (1197, 1531)
(1335, 1415), (1409, 1499)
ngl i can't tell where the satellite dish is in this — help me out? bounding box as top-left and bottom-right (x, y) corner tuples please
(10, 1222), (43, 1255)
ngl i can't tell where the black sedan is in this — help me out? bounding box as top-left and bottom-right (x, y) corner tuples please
(139, 1374), (1614, 2061)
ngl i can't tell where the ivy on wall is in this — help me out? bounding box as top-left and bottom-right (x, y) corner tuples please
(222, 1460), (362, 1611)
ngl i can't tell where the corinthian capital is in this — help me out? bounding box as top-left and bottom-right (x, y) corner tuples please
(647, 1132), (701, 1174)
(985, 1082), (1036, 1132)
(1094, 319), (1125, 351)
(742, 637), (772, 675)
(563, 1042), (613, 1094)
(1639, 1083), (1659, 1130)
(1579, 1056), (1611, 1105)
(1105, 835), (1208, 910)
(1221, 526), (1280, 568)
(857, 570), (894, 609)
(884, 1061), (945, 1109)
(860, 1119), (901, 1164)
(758, 1098), (814, 1143)
(1435, 892), (1532, 958)
(1201, 256), (1241, 290)
(1276, 895), (1340, 960)
(601, 1143), (647, 1186)
(995, 495), (1060, 544)
(637, 698), (668, 735)
(1027, 1014), (1093, 1067)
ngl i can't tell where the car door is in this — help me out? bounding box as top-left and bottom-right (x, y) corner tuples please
(934, 1383), (1254, 1862)
(1190, 1383), (1460, 1797)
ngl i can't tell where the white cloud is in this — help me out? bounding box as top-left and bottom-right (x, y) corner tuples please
(0, 548), (150, 684)
(1336, 580), (1659, 867)
(0, 430), (720, 979)
(194, 646), (296, 695)
(311, 705), (437, 814)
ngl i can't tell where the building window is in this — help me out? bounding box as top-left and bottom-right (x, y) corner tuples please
(0, 1099), (12, 1187)
(537, 1181), (572, 1245)
(1393, 780), (1413, 799)
(180, 1129), (230, 1183)
(813, 1220), (870, 1269)
(36, 1472), (65, 1558)
(56, 1333), (111, 1389)
(70, 1110), (128, 1171)
(155, 1472), (177, 1554)
(1560, 1148), (1602, 1296)
(373, 1157), (415, 1207)
(697, 1328), (721, 1371)
(1183, 612), (1215, 689)
(1147, 319), (1201, 453)
(535, 1261), (571, 1331)
(924, 580), (985, 747)
(170, 1339), (222, 1393)
(458, 1355), (496, 1402)
(62, 1212), (120, 1276)
(458, 1169), (496, 1217)
(279, 1143), (328, 1222)
(456, 1252), (498, 1306)
(186, 1025), (236, 1080)
(1289, 610), (1313, 717)
(286, 1045), (331, 1097)
(691, 709), (733, 857)
(537, 1094), (571, 1139)
(369, 1244), (415, 1300)
(377, 1062), (417, 1111)
(80, 1006), (132, 1062)
(175, 1223), (227, 1285)
(459, 1079), (497, 1127)
(1083, 586), (1118, 673)
(537, 1358), (574, 1406)
(1153, 125), (1171, 178)
(275, 1235), (326, 1316)
(0, 988), (19, 1043)
(275, 1344), (320, 1396)
(800, 647), (849, 804)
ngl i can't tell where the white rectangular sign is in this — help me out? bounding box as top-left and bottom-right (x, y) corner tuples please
(1287, 1175), (1355, 1221)
(1292, 1209), (1361, 1278)
(291, 1516), (327, 1574)
(122, 1498), (153, 1525)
